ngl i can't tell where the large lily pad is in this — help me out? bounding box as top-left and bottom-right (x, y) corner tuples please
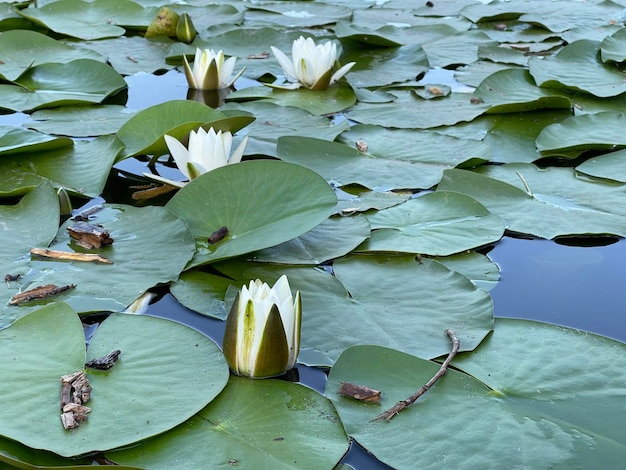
(19, 0), (160, 40)
(26, 105), (136, 137)
(0, 135), (123, 197)
(0, 29), (104, 82)
(327, 318), (626, 468)
(528, 40), (626, 98)
(0, 198), (196, 326)
(0, 59), (127, 112)
(576, 148), (626, 184)
(246, 1), (352, 27)
(165, 160), (337, 268)
(438, 164), (626, 239)
(108, 376), (349, 469)
(211, 254), (494, 364)
(346, 90), (490, 129)
(0, 302), (229, 457)
(116, 100), (254, 159)
(0, 126), (72, 156)
(359, 191), (504, 256)
(536, 111), (626, 157)
(220, 101), (349, 158)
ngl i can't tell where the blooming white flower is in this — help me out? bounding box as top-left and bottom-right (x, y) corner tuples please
(183, 48), (245, 90)
(270, 36), (355, 90)
(222, 275), (302, 379)
(143, 127), (247, 188)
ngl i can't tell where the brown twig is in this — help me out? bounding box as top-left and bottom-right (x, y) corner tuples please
(373, 329), (460, 421)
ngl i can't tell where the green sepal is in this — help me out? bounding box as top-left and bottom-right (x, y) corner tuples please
(222, 292), (241, 374)
(176, 13), (197, 44)
(201, 58), (220, 91)
(251, 304), (289, 378)
(310, 68), (333, 91)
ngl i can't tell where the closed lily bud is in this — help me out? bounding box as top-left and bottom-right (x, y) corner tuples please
(222, 276), (302, 379)
(176, 13), (197, 44)
(269, 36), (355, 90)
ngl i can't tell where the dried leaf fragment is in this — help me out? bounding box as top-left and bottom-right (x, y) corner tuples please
(60, 370), (92, 430)
(85, 349), (121, 370)
(9, 284), (76, 305)
(355, 141), (368, 152)
(339, 382), (382, 403)
(30, 248), (112, 264)
(67, 221), (113, 249)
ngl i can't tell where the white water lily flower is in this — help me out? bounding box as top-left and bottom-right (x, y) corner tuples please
(222, 275), (302, 379)
(143, 127), (248, 188)
(270, 36), (355, 90)
(183, 48), (245, 90)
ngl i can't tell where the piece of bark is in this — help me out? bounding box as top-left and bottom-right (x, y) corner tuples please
(30, 248), (112, 264)
(339, 382), (382, 403)
(67, 222), (113, 249)
(208, 226), (228, 244)
(85, 350), (121, 370)
(9, 284), (75, 305)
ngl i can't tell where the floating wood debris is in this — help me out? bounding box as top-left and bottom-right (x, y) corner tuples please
(60, 371), (92, 430)
(30, 248), (112, 264)
(8, 284), (76, 305)
(85, 349), (121, 370)
(67, 221), (113, 249)
(339, 382), (382, 404)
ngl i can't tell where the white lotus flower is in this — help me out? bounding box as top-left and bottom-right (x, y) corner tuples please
(222, 275), (302, 379)
(183, 48), (245, 90)
(270, 36), (355, 90)
(143, 127), (247, 188)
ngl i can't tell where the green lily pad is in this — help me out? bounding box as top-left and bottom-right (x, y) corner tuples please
(0, 59), (127, 113)
(0, 135), (123, 197)
(536, 111), (626, 157)
(0, 126), (72, 156)
(220, 101), (349, 158)
(600, 27), (626, 63)
(334, 22), (404, 47)
(576, 148), (626, 184)
(246, 1), (352, 27)
(519, 1), (625, 32)
(26, 105), (136, 137)
(473, 68), (572, 113)
(341, 44), (429, 87)
(438, 164), (626, 239)
(335, 188), (411, 215)
(346, 90), (490, 129)
(68, 35), (176, 76)
(277, 134), (489, 191)
(19, 0), (160, 40)
(226, 85), (356, 116)
(358, 191), (504, 256)
(0, 302), (229, 457)
(249, 215), (371, 265)
(165, 160), (337, 268)
(0, 198), (196, 326)
(327, 317), (626, 469)
(212, 254), (494, 364)
(433, 250), (500, 291)
(529, 40), (626, 98)
(0, 29), (104, 82)
(108, 376), (349, 469)
(115, 100), (254, 158)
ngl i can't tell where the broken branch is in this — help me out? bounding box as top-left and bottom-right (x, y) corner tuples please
(373, 329), (460, 422)
(30, 248), (112, 264)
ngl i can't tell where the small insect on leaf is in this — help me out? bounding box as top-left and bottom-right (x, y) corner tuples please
(339, 382), (382, 404)
(208, 226), (229, 244)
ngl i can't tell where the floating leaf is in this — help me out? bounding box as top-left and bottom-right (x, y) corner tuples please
(0, 201), (196, 326)
(0, 59), (127, 112)
(359, 191), (504, 256)
(576, 149), (626, 184)
(327, 317), (626, 469)
(0, 29), (104, 82)
(19, 0), (159, 40)
(529, 40), (626, 98)
(0, 302), (229, 457)
(438, 164), (626, 239)
(165, 160), (337, 268)
(26, 105), (136, 137)
(108, 376), (349, 469)
(0, 126), (72, 156)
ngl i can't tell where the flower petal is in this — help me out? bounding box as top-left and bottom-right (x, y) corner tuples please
(164, 134), (192, 179)
(271, 46), (297, 82)
(330, 61), (356, 85)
